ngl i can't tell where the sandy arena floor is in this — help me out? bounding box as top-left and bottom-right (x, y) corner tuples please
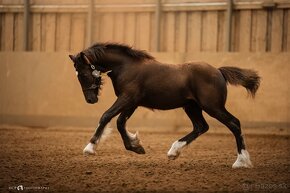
(0, 126), (289, 193)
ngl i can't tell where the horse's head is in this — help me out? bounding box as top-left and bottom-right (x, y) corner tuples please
(69, 52), (103, 104)
(69, 43), (154, 104)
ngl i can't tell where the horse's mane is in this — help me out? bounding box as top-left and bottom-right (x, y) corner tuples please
(83, 42), (154, 63)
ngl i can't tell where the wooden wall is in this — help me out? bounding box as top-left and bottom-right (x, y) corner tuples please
(0, 0), (289, 52)
(1, 52), (289, 128)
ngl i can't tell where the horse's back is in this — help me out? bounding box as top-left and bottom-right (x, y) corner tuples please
(136, 61), (227, 110)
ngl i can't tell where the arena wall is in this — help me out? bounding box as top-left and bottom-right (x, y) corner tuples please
(0, 52), (289, 129)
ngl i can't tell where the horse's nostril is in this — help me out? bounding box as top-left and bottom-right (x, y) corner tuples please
(86, 97), (97, 104)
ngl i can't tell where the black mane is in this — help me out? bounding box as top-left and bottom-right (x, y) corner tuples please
(83, 43), (154, 63)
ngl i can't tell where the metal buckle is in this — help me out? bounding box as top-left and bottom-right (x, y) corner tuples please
(92, 70), (101, 78)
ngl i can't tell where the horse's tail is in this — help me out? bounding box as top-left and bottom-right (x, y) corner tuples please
(219, 66), (261, 97)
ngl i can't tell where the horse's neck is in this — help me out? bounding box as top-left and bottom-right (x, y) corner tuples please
(108, 61), (138, 96)
(108, 72), (122, 97)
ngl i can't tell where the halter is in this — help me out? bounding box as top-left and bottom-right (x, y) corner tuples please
(90, 64), (112, 78)
(82, 64), (111, 91)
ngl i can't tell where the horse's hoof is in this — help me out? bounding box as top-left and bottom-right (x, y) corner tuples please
(232, 162), (253, 169)
(232, 160), (253, 168)
(131, 146), (146, 154)
(167, 152), (180, 160)
(83, 143), (96, 155)
(167, 141), (186, 160)
(232, 149), (253, 169)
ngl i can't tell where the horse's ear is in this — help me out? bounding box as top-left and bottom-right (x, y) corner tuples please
(69, 55), (76, 62)
(81, 52), (92, 65)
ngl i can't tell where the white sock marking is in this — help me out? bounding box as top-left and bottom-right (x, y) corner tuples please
(167, 141), (187, 160)
(83, 143), (96, 155)
(127, 131), (141, 147)
(83, 125), (112, 155)
(232, 149), (253, 168)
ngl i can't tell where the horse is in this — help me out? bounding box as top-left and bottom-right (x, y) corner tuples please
(69, 42), (260, 168)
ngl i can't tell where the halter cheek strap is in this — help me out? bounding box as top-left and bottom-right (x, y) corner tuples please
(83, 54), (112, 77)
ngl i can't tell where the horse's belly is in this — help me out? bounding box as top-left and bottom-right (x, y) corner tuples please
(139, 72), (194, 110)
(139, 91), (189, 110)
(140, 101), (185, 110)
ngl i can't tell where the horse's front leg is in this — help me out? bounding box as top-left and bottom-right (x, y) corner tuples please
(117, 107), (145, 154)
(83, 96), (130, 155)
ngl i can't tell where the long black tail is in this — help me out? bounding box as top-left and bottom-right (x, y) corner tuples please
(219, 66), (261, 97)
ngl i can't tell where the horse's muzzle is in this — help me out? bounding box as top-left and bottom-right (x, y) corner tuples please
(86, 97), (98, 104)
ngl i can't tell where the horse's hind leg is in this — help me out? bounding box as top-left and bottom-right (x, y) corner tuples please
(117, 108), (145, 154)
(168, 102), (209, 160)
(207, 108), (253, 168)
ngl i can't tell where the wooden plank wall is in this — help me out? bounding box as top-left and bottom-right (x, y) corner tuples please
(0, 0), (289, 52)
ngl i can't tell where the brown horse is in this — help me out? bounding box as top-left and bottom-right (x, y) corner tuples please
(69, 43), (260, 168)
